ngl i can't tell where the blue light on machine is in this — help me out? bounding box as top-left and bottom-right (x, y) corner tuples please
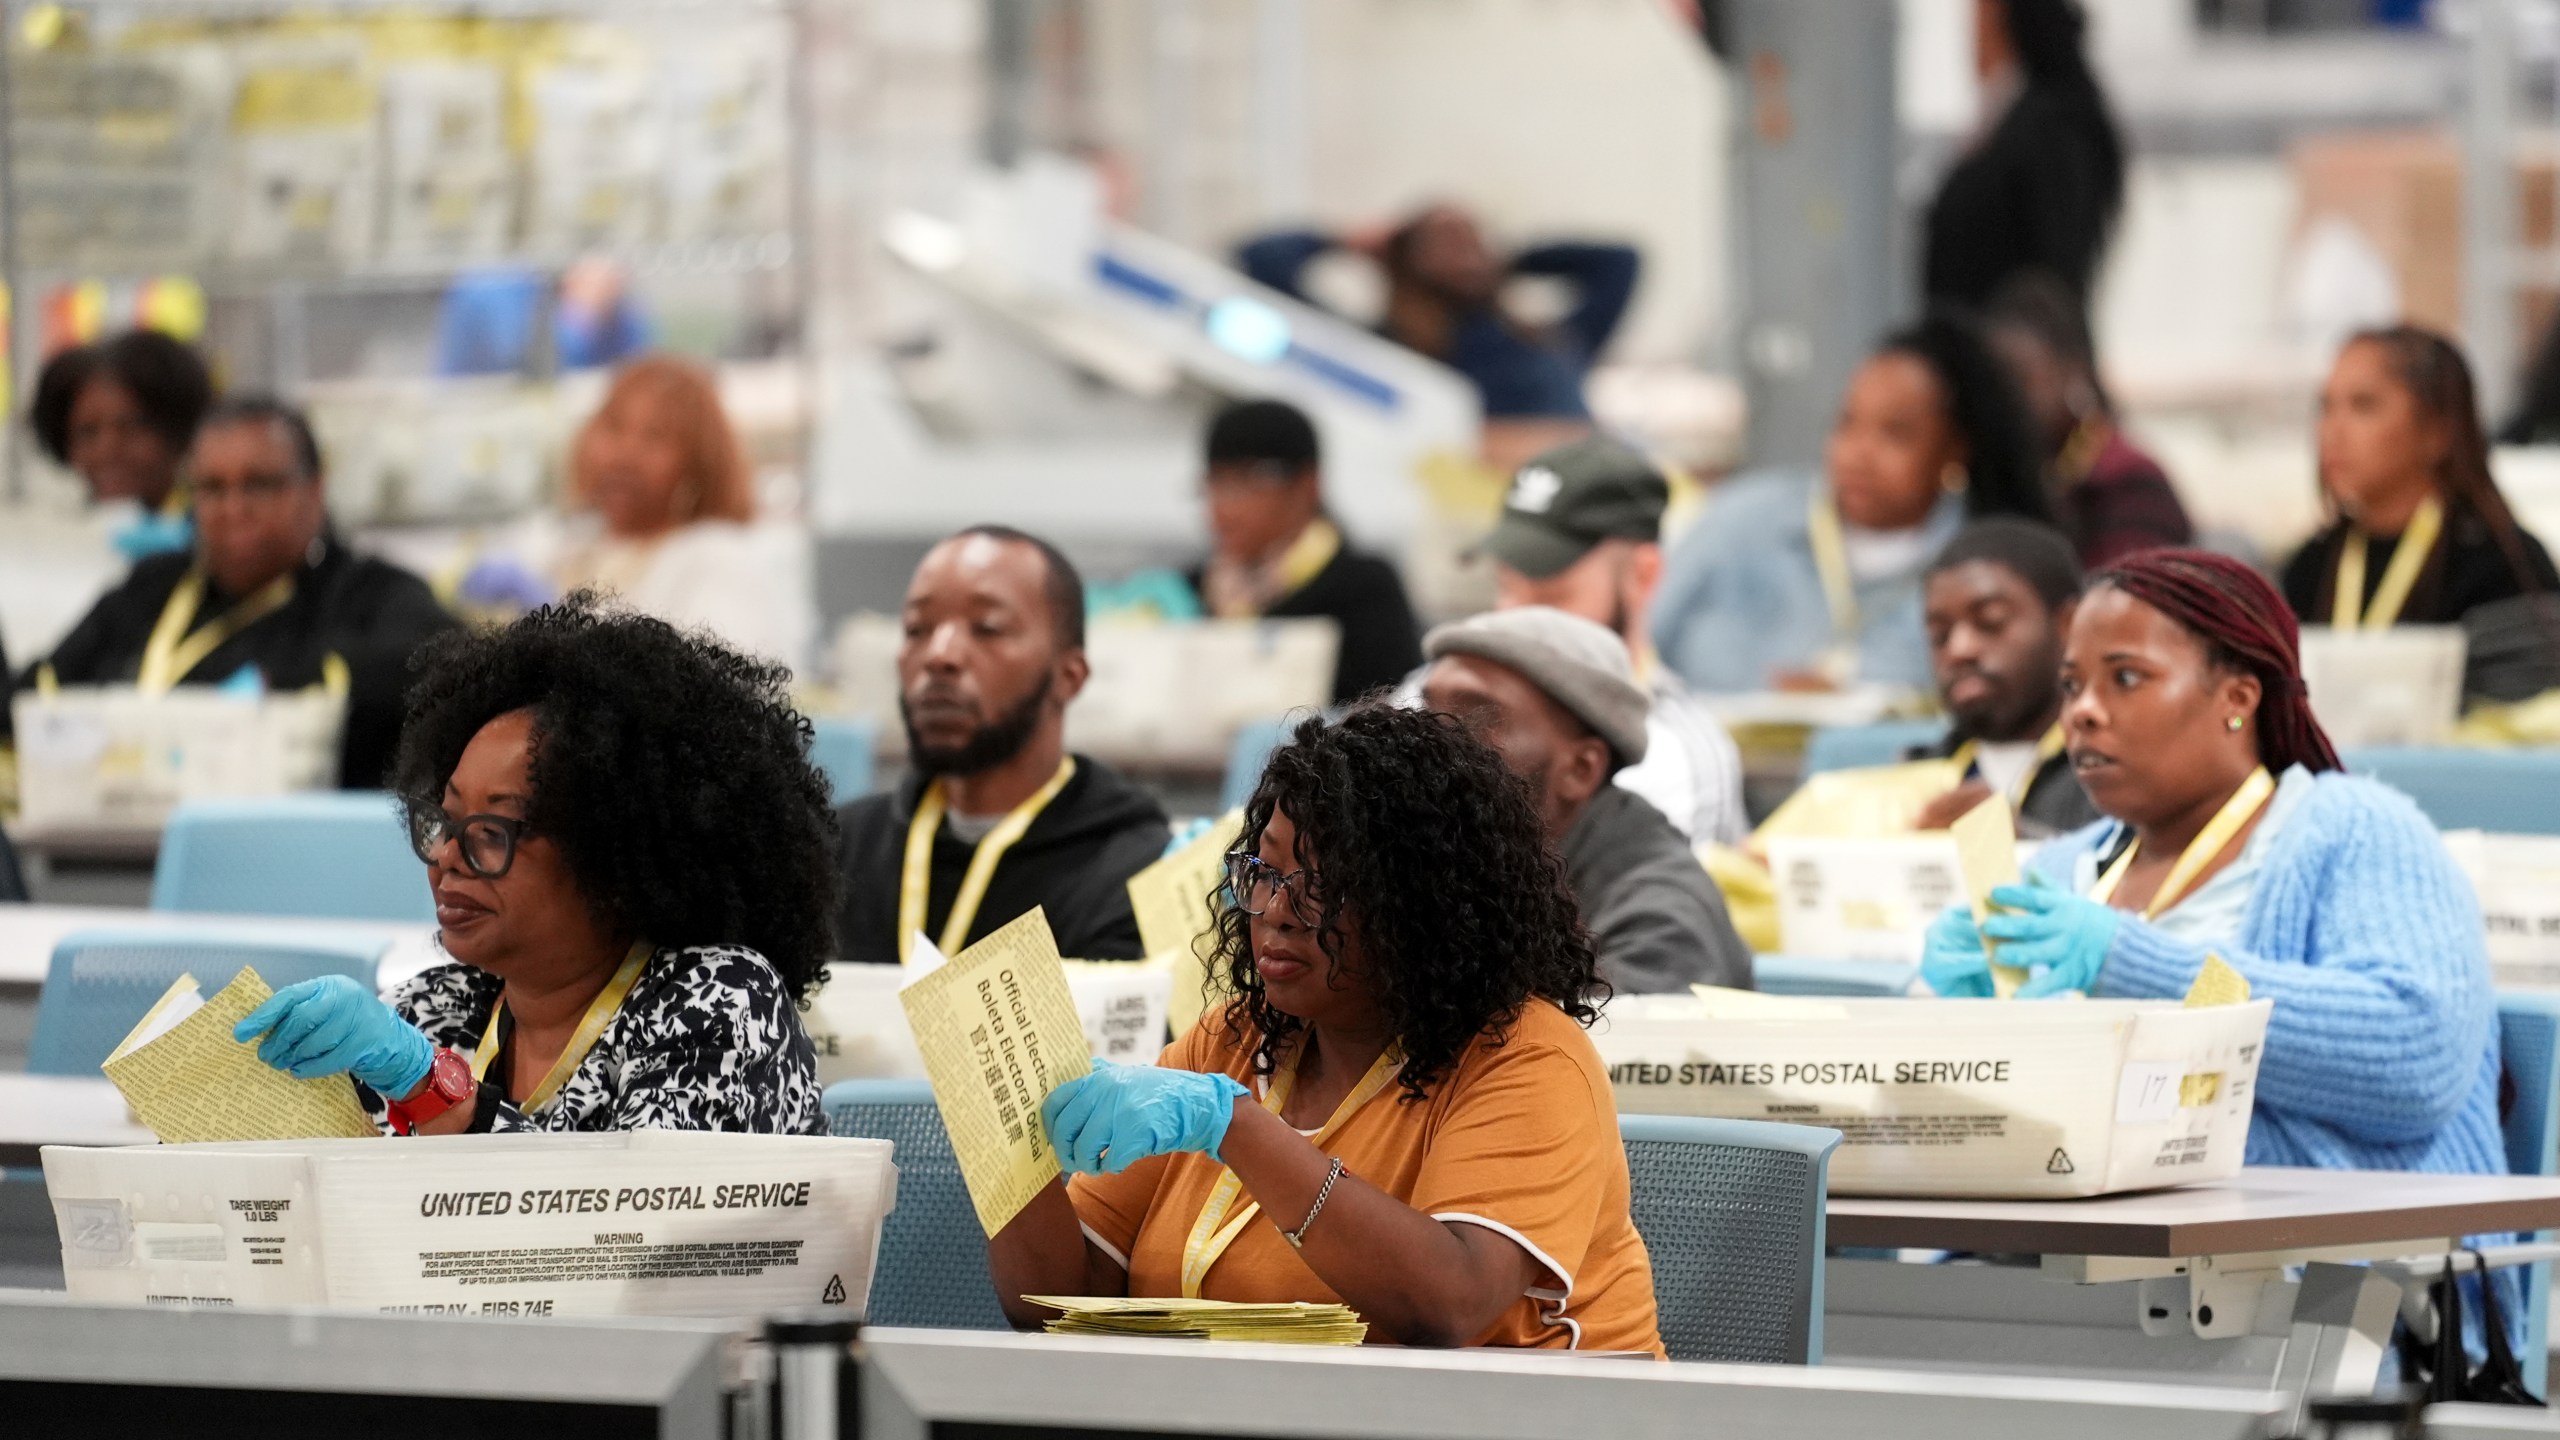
(1204, 296), (1293, 365)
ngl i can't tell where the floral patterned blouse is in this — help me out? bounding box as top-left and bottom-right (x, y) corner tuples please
(376, 944), (825, 1136)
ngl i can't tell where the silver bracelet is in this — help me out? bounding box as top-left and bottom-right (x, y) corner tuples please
(1283, 1157), (1346, 1250)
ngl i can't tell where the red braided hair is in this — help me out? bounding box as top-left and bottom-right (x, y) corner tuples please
(2089, 548), (2343, 774)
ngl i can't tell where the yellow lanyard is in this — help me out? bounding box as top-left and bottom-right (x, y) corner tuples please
(899, 757), (1077, 958)
(1806, 492), (1859, 643)
(1949, 724), (2069, 810)
(2090, 767), (2275, 919)
(1177, 1043), (1401, 1299)
(2331, 495), (2443, 631)
(472, 942), (652, 1114)
(1206, 518), (1342, 620)
(136, 567), (296, 694)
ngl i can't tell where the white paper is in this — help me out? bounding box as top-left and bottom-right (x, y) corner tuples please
(2115, 1062), (2182, 1125)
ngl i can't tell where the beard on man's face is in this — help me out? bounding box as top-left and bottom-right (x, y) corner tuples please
(904, 672), (1054, 777)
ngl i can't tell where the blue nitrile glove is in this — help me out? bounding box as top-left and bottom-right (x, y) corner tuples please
(232, 975), (435, 1098)
(1920, 905), (1995, 998)
(1041, 1058), (1252, 1175)
(458, 557), (556, 612)
(1982, 881), (2122, 999)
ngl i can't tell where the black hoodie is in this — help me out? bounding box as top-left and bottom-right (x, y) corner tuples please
(834, 754), (1171, 966)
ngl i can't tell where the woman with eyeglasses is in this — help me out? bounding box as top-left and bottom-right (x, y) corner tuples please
(231, 594), (840, 1135)
(986, 704), (1663, 1354)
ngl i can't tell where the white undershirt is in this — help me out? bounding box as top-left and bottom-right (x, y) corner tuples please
(944, 810), (1003, 844)
(1970, 739), (2041, 800)
(1839, 521), (1941, 584)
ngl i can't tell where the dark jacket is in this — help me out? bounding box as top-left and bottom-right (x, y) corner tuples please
(1187, 544), (1423, 706)
(1923, 85), (2118, 310)
(1236, 231), (1638, 419)
(2282, 509), (2560, 703)
(1906, 731), (2101, 839)
(834, 754), (1171, 967)
(13, 536), (459, 789)
(1561, 785), (1751, 995)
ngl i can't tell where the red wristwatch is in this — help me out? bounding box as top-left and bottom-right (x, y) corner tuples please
(386, 1048), (476, 1135)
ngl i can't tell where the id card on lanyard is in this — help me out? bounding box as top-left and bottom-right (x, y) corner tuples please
(900, 758), (1078, 959)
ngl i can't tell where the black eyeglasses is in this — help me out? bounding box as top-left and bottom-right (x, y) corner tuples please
(1225, 852), (1322, 919)
(409, 805), (532, 879)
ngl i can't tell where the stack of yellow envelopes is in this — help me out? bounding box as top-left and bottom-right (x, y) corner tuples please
(1025, 1296), (1367, 1345)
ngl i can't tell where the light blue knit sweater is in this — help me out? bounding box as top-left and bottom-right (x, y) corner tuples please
(2035, 772), (2521, 1355)
(2031, 771), (2504, 1179)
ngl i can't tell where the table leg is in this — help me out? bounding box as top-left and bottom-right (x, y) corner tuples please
(2266, 1264), (2400, 1434)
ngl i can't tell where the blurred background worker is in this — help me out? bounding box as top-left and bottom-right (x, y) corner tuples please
(1922, 0), (2126, 319)
(1189, 398), (1423, 705)
(1652, 312), (2052, 693)
(1238, 203), (1638, 423)
(1909, 518), (2101, 837)
(13, 397), (457, 788)
(1422, 607), (1749, 994)
(1983, 274), (2191, 568)
(1475, 435), (1746, 844)
(2284, 326), (2560, 704)
(30, 328), (216, 557)
(547, 355), (813, 672)
(836, 527), (1169, 967)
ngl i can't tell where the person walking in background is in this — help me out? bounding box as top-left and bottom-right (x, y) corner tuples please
(1189, 398), (1422, 704)
(1984, 273), (2191, 567)
(1652, 312), (2053, 693)
(2283, 326), (2560, 704)
(1923, 0), (2126, 316)
(1238, 204), (1638, 423)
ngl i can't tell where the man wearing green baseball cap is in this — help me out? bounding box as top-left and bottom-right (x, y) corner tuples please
(1476, 436), (1746, 844)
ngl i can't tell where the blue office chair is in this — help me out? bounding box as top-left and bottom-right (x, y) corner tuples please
(28, 930), (388, 1077)
(1621, 1114), (1842, 1364)
(1219, 718), (1295, 816)
(1753, 955), (1919, 998)
(2498, 993), (2560, 1395)
(810, 716), (879, 807)
(825, 1079), (1011, 1331)
(151, 793), (433, 922)
(1802, 721), (1948, 776)
(2345, 748), (2560, 836)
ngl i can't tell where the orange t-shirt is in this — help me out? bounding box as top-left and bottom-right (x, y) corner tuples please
(1066, 998), (1664, 1356)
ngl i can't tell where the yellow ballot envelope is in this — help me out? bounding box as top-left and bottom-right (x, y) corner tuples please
(1948, 793), (2026, 998)
(1126, 809), (1243, 1040)
(1755, 758), (1967, 842)
(899, 909), (1093, 1235)
(101, 968), (379, 1144)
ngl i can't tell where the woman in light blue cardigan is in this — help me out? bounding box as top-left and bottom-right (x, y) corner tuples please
(1652, 312), (2054, 693)
(1925, 549), (2512, 1345)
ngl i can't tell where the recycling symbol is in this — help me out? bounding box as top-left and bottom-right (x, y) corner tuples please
(2046, 1148), (2076, 1175)
(822, 1273), (847, 1304)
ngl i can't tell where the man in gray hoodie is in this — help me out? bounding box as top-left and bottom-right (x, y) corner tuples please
(1420, 607), (1751, 993)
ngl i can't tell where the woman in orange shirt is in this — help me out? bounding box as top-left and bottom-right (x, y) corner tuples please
(988, 704), (1663, 1354)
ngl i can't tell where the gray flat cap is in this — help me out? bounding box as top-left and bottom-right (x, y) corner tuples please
(1424, 606), (1650, 767)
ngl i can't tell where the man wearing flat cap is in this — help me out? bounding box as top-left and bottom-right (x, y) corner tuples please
(1476, 436), (1745, 844)
(1422, 606), (1751, 993)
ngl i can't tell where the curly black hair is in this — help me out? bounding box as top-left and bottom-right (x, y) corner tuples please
(1214, 703), (1602, 1103)
(390, 594), (840, 1003)
(31, 329), (214, 468)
